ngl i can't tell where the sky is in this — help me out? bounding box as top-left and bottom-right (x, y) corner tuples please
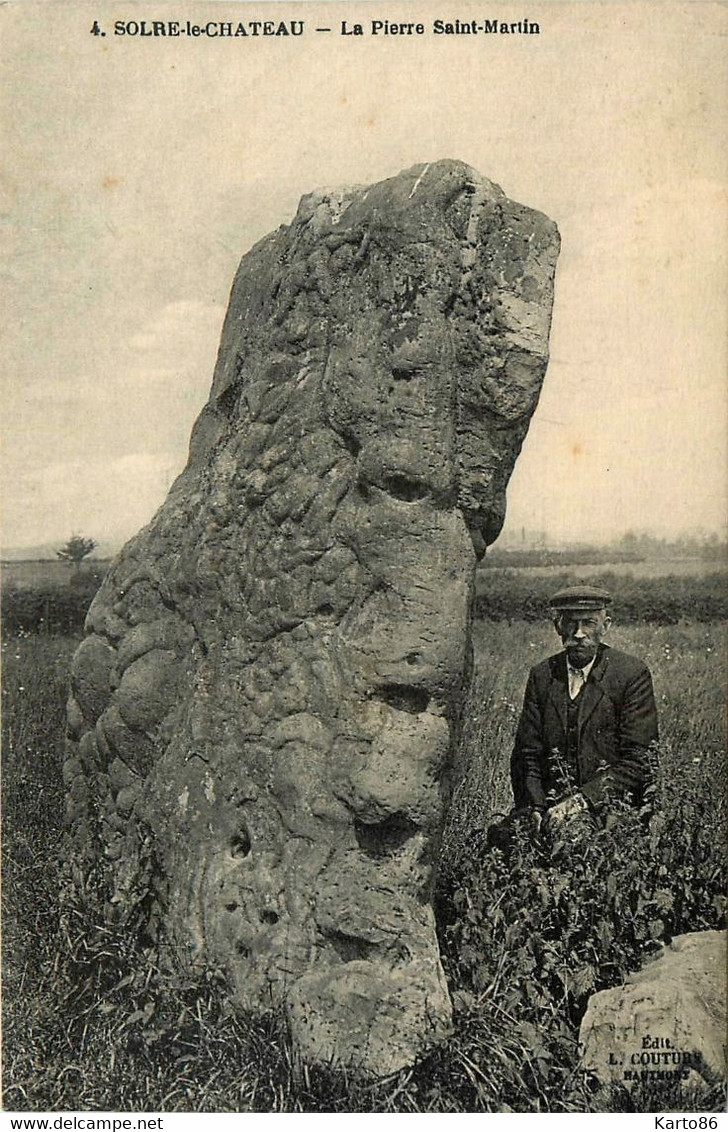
(2, 0), (727, 553)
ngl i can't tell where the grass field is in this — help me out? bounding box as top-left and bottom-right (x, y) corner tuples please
(2, 608), (726, 1112)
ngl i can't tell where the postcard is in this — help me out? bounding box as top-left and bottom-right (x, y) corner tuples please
(2, 1), (726, 1119)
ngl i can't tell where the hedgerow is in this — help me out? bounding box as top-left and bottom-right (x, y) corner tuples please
(3, 566), (725, 638)
(474, 569), (728, 624)
(487, 548), (644, 569)
(486, 543), (726, 570)
(1, 571), (104, 636)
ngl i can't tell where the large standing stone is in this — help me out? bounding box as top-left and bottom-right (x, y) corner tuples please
(579, 932), (727, 1090)
(64, 160), (559, 1075)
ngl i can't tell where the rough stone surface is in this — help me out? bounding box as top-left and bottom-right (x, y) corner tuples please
(579, 931), (727, 1089)
(64, 160), (559, 1075)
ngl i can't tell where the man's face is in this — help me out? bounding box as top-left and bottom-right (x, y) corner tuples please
(554, 608), (610, 667)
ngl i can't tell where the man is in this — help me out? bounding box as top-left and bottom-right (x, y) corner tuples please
(510, 585), (658, 825)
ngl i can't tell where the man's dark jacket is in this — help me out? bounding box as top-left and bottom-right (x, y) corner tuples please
(511, 643), (658, 810)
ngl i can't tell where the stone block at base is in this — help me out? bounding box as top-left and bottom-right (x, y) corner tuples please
(579, 931), (727, 1089)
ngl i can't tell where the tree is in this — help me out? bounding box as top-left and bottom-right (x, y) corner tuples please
(57, 535), (97, 570)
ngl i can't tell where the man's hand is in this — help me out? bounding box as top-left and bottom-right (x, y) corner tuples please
(546, 792), (589, 828)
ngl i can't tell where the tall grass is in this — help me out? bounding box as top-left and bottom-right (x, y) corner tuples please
(2, 619), (726, 1111)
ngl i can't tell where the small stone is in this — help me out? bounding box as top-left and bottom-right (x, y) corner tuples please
(579, 931), (727, 1089)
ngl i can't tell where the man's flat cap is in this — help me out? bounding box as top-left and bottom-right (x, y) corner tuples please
(549, 585), (612, 612)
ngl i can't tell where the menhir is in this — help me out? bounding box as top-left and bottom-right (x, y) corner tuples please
(64, 160), (559, 1076)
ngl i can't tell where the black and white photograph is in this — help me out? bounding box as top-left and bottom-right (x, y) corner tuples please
(2, 0), (726, 1118)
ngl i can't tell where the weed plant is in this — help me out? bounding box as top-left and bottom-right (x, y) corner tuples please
(2, 620), (726, 1111)
(437, 778), (725, 1111)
